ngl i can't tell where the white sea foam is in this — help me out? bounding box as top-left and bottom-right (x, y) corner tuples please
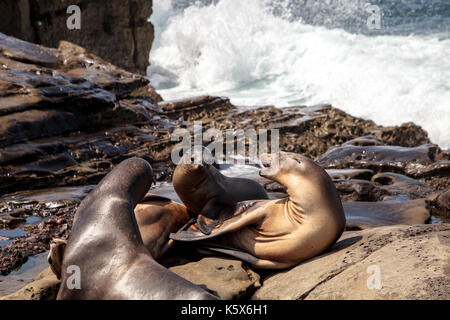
(149, 0), (450, 149)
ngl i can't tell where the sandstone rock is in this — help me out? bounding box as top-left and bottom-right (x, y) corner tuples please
(0, 0), (154, 74)
(0, 267), (60, 300)
(0, 34), (169, 195)
(334, 179), (391, 202)
(170, 257), (261, 300)
(252, 224), (450, 300)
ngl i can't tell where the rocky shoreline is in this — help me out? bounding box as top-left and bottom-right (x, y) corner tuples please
(0, 33), (449, 299)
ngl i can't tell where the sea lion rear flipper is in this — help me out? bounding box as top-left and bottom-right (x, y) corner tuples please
(198, 245), (295, 270)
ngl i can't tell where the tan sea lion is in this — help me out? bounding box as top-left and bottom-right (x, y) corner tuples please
(57, 157), (217, 300)
(134, 194), (195, 260)
(170, 152), (346, 269)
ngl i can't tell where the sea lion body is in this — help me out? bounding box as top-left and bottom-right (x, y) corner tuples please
(57, 157), (216, 300)
(171, 152), (346, 269)
(135, 195), (193, 260)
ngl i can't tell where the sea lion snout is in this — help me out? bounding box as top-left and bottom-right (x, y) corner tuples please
(259, 153), (280, 178)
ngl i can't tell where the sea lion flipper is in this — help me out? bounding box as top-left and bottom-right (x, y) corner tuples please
(198, 245), (295, 270)
(170, 206), (263, 242)
(48, 239), (67, 280)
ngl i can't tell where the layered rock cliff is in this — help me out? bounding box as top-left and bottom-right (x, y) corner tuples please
(0, 0), (153, 74)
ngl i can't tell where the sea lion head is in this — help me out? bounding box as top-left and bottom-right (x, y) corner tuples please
(173, 147), (233, 218)
(260, 151), (327, 184)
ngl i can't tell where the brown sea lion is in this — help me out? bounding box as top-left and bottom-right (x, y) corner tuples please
(57, 157), (217, 300)
(172, 151), (269, 234)
(48, 196), (195, 278)
(170, 152), (346, 270)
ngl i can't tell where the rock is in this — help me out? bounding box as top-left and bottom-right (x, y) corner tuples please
(0, 0), (154, 74)
(334, 179), (391, 202)
(326, 168), (375, 180)
(371, 172), (432, 200)
(252, 224), (450, 300)
(0, 267), (60, 300)
(0, 214), (25, 227)
(343, 200), (430, 229)
(160, 100), (431, 159)
(169, 257), (261, 300)
(427, 190), (450, 221)
(159, 96), (237, 122)
(316, 143), (438, 170)
(0, 34), (170, 195)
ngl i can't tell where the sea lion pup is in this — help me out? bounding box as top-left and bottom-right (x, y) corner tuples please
(170, 152), (346, 270)
(172, 148), (269, 234)
(57, 157), (217, 300)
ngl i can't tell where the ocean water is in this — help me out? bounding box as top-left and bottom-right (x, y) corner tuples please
(148, 0), (450, 149)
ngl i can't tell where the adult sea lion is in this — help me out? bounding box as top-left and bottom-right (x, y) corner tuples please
(48, 196), (195, 278)
(172, 150), (269, 233)
(171, 152), (346, 270)
(57, 157), (217, 300)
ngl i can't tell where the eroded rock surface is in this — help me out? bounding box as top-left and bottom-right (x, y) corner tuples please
(170, 257), (261, 300)
(252, 224), (450, 300)
(0, 267), (59, 300)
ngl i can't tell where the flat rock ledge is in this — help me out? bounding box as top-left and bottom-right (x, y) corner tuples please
(252, 224), (450, 300)
(170, 257), (261, 300)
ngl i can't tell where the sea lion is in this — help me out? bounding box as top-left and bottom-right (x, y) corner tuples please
(172, 150), (269, 234)
(57, 157), (217, 300)
(171, 152), (346, 270)
(47, 197), (195, 278)
(134, 195), (195, 260)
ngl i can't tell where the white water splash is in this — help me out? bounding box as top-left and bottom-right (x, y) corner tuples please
(149, 0), (450, 149)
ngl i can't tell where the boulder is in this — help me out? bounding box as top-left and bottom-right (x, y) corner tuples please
(170, 257), (261, 300)
(252, 224), (450, 300)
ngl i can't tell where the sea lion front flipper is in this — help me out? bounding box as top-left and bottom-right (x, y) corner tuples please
(170, 203), (263, 242)
(197, 245), (296, 270)
(48, 239), (67, 280)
